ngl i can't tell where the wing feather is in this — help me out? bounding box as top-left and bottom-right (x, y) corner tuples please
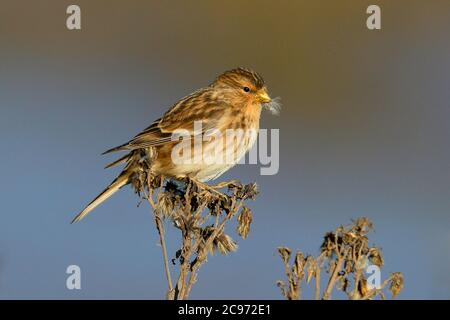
(103, 87), (229, 154)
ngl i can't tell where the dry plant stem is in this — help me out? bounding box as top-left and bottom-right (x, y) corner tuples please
(146, 193), (174, 294)
(183, 203), (242, 299)
(313, 252), (325, 300)
(283, 259), (298, 300)
(323, 247), (349, 300)
(314, 268), (321, 300)
(351, 266), (363, 299)
(183, 267), (197, 300)
(181, 198), (246, 300)
(172, 183), (196, 300)
(138, 174), (256, 300)
(174, 234), (191, 299)
(174, 220), (195, 300)
(352, 245), (366, 298)
(182, 241), (199, 299)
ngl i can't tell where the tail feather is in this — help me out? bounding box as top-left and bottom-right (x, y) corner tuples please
(102, 143), (128, 155)
(71, 172), (131, 223)
(104, 153), (131, 169)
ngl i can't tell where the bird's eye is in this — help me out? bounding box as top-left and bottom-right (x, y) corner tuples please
(243, 86), (250, 92)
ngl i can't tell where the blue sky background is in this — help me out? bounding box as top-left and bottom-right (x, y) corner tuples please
(0, 1), (449, 299)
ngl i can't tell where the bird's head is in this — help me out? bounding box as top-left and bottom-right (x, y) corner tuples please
(212, 67), (281, 115)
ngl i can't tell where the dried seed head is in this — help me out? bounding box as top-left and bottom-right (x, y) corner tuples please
(214, 233), (238, 255)
(200, 226), (238, 255)
(293, 251), (305, 279)
(343, 232), (357, 245)
(131, 168), (147, 196)
(353, 217), (373, 235)
(140, 169), (160, 192)
(389, 272), (404, 298)
(320, 232), (336, 257)
(241, 182), (259, 199)
(207, 199), (223, 216)
(358, 277), (370, 298)
(231, 182), (259, 200)
(276, 218), (404, 301)
(277, 247), (292, 265)
(368, 247), (384, 267)
(157, 192), (176, 218)
(237, 207), (253, 239)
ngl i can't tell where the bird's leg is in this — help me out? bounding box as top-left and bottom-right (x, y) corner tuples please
(209, 180), (240, 190)
(187, 177), (227, 198)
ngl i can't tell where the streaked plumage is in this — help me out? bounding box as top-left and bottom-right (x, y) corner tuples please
(72, 68), (275, 223)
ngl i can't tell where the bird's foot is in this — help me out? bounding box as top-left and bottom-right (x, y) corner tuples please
(164, 177), (234, 199)
(186, 177), (228, 199)
(209, 180), (240, 190)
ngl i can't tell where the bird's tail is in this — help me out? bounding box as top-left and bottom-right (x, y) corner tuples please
(71, 171), (132, 223)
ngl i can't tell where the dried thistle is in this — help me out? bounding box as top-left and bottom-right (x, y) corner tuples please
(277, 217), (404, 300)
(368, 247), (384, 267)
(293, 252), (305, 279)
(237, 207), (253, 239)
(214, 233), (238, 255)
(357, 277), (369, 298)
(156, 192), (176, 218)
(276, 248), (307, 300)
(277, 247), (292, 265)
(140, 173), (258, 300)
(389, 272), (404, 298)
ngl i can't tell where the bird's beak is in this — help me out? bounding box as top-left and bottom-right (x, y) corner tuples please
(257, 89), (271, 103)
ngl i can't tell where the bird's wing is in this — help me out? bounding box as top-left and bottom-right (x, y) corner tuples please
(103, 88), (229, 154)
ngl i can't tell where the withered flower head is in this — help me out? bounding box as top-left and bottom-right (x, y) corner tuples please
(357, 277), (370, 298)
(237, 207), (253, 239)
(201, 226), (238, 255)
(214, 233), (238, 255)
(320, 232), (337, 257)
(342, 231), (358, 245)
(352, 217), (373, 235)
(156, 192), (176, 218)
(368, 247), (384, 267)
(389, 272), (404, 298)
(230, 182), (259, 200)
(277, 247), (292, 265)
(207, 198), (229, 216)
(293, 251), (305, 278)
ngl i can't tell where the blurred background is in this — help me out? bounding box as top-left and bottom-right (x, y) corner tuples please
(0, 0), (449, 299)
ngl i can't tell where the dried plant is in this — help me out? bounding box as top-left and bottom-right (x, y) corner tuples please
(277, 218), (404, 300)
(133, 167), (258, 300)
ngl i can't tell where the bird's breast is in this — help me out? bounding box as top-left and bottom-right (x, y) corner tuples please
(151, 103), (262, 181)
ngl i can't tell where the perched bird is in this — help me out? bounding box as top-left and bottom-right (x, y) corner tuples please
(72, 67), (279, 223)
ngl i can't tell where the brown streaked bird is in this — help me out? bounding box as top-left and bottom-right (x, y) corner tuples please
(72, 67), (279, 223)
